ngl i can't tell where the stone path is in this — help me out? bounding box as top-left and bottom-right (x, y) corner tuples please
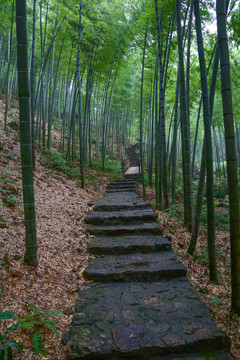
(124, 166), (140, 175)
(64, 173), (231, 359)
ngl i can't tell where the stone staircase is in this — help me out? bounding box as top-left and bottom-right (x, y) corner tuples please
(64, 174), (231, 360)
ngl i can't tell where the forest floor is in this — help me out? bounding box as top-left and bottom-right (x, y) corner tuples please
(0, 97), (239, 359)
(0, 98), (112, 359)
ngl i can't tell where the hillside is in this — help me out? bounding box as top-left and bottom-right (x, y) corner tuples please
(0, 97), (113, 359)
(0, 97), (240, 359)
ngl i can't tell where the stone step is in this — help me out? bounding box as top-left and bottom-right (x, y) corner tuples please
(65, 278), (231, 359)
(88, 234), (171, 255)
(85, 209), (157, 226)
(87, 222), (162, 236)
(106, 184), (136, 191)
(111, 180), (138, 185)
(83, 252), (186, 282)
(94, 192), (150, 212)
(124, 174), (141, 179)
(124, 173), (141, 178)
(108, 181), (137, 185)
(106, 188), (136, 193)
(148, 352), (230, 360)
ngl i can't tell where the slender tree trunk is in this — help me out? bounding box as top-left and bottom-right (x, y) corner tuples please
(4, 0), (14, 129)
(175, 0), (193, 230)
(155, 1), (169, 208)
(154, 60), (160, 208)
(47, 4), (59, 149)
(189, 2), (229, 256)
(30, 0), (36, 168)
(217, 0), (240, 314)
(193, 0), (217, 283)
(102, 52), (117, 170)
(171, 70), (179, 205)
(186, 0), (193, 120)
(140, 23), (148, 198)
(16, 0), (37, 267)
(77, 0), (84, 188)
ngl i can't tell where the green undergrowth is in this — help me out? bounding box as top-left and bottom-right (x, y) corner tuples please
(89, 155), (123, 180)
(0, 291), (61, 358)
(0, 171), (20, 210)
(143, 169), (230, 232)
(41, 148), (79, 178)
(41, 148), (122, 189)
(165, 203), (229, 231)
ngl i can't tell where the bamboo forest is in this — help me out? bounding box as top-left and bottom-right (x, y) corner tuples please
(1, 0), (240, 359)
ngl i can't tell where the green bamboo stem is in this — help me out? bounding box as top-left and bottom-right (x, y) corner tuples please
(217, 0), (240, 314)
(16, 0), (37, 267)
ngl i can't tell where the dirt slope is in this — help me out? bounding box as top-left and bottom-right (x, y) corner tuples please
(0, 98), (110, 359)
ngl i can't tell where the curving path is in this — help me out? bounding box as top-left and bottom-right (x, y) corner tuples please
(64, 172), (231, 359)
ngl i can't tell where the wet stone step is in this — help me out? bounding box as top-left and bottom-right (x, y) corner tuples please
(110, 180), (138, 185)
(88, 234), (171, 255)
(87, 222), (162, 236)
(149, 352), (230, 360)
(106, 188), (135, 193)
(94, 192), (150, 212)
(124, 175), (141, 180)
(107, 183), (137, 188)
(64, 278), (231, 359)
(106, 186), (136, 191)
(83, 252), (186, 282)
(85, 209), (157, 225)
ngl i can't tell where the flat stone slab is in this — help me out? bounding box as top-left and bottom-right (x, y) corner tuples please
(83, 252), (186, 281)
(85, 209), (157, 225)
(94, 192), (150, 212)
(106, 188), (136, 193)
(87, 222), (162, 236)
(107, 183), (136, 188)
(88, 235), (171, 255)
(106, 187), (136, 191)
(65, 278), (231, 359)
(111, 180), (138, 185)
(124, 166), (140, 174)
(149, 352), (230, 360)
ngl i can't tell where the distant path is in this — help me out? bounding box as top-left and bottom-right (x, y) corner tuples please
(64, 172), (231, 359)
(126, 143), (140, 167)
(125, 143), (140, 174)
(124, 166), (140, 174)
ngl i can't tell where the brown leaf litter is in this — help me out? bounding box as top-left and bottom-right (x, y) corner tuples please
(0, 99), (110, 359)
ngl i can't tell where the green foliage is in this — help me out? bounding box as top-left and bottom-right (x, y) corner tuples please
(0, 88), (5, 100)
(52, 117), (62, 132)
(3, 196), (17, 208)
(194, 248), (209, 265)
(1, 177), (19, 209)
(143, 172), (155, 187)
(229, 3), (240, 46)
(213, 178), (228, 199)
(200, 207), (229, 231)
(18, 302), (61, 337)
(90, 156), (123, 179)
(0, 217), (7, 229)
(6, 152), (19, 161)
(165, 204), (184, 222)
(42, 149), (79, 178)
(209, 294), (224, 307)
(1, 250), (11, 269)
(31, 333), (46, 357)
(0, 310), (23, 360)
(0, 300), (61, 358)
